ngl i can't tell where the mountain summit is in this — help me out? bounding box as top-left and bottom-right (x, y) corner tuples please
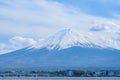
(34, 29), (95, 50)
(32, 29), (112, 50)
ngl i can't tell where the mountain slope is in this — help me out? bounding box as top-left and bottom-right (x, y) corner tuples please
(0, 47), (120, 69)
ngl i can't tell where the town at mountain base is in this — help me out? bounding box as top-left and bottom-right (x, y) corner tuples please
(1, 70), (120, 77)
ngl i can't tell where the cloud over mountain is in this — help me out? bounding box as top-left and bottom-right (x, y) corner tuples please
(0, 0), (119, 38)
(0, 36), (37, 54)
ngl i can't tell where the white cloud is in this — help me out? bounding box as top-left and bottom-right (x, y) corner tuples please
(89, 20), (120, 32)
(90, 21), (112, 32)
(90, 24), (109, 31)
(0, 36), (37, 54)
(0, 0), (119, 38)
(0, 0), (72, 37)
(0, 0), (101, 37)
(9, 36), (37, 49)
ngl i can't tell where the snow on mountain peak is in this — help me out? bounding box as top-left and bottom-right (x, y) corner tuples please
(32, 28), (106, 50)
(43, 28), (90, 49)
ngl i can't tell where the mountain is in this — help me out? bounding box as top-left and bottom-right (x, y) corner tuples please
(32, 29), (113, 49)
(0, 29), (120, 70)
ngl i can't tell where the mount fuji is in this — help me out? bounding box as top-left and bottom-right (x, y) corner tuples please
(0, 29), (120, 70)
(31, 29), (116, 50)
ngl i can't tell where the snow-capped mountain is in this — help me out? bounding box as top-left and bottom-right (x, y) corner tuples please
(32, 29), (99, 50)
(32, 28), (117, 50)
(0, 29), (120, 70)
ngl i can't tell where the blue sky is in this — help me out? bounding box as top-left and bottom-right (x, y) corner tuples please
(51, 0), (120, 19)
(0, 0), (120, 54)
